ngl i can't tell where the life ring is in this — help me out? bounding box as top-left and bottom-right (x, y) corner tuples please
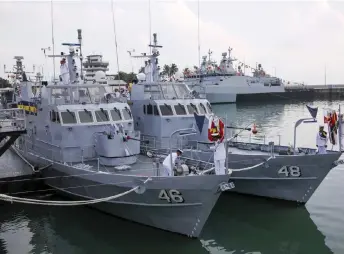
(208, 115), (225, 142)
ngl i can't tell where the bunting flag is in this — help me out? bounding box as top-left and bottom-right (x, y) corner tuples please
(323, 109), (331, 123)
(193, 112), (205, 134)
(323, 108), (338, 145)
(306, 105), (318, 119)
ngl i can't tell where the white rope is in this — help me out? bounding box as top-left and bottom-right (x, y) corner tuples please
(200, 156), (273, 174)
(0, 178), (151, 206)
(231, 156), (273, 172)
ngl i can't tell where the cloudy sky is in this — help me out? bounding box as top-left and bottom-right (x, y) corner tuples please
(0, 0), (344, 85)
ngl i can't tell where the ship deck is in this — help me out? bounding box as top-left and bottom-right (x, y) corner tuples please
(85, 155), (164, 177)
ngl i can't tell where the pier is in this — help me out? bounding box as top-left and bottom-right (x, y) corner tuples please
(285, 84), (344, 93)
(236, 84), (344, 103)
(0, 108), (44, 197)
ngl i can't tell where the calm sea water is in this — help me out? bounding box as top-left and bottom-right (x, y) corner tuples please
(0, 99), (343, 254)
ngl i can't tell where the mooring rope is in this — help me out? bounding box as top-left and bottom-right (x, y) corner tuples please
(0, 178), (151, 206)
(200, 156), (273, 175)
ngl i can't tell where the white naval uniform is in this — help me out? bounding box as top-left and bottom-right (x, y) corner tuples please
(210, 141), (227, 175)
(316, 132), (328, 154)
(162, 152), (178, 176)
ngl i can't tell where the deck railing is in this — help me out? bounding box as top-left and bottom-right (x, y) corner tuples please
(0, 108), (26, 133)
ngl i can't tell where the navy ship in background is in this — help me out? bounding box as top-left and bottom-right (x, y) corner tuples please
(183, 48), (344, 104)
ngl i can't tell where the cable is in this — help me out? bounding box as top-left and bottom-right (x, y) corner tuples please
(110, 0), (120, 82)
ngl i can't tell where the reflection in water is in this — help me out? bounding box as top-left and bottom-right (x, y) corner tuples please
(200, 194), (332, 254)
(0, 100), (343, 253)
(0, 193), (334, 254)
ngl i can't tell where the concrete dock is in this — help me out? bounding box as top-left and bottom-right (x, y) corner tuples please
(0, 108), (45, 197)
(237, 84), (344, 103)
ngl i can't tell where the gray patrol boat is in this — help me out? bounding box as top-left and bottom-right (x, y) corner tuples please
(9, 29), (233, 238)
(125, 33), (342, 203)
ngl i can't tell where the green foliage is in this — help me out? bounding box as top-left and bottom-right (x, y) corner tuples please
(0, 78), (11, 88)
(160, 63), (179, 77)
(113, 71), (137, 83)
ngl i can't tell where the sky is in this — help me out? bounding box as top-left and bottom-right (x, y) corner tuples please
(1, 0), (344, 85)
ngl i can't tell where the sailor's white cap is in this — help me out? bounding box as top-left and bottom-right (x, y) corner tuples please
(319, 125), (324, 128)
(177, 149), (183, 154)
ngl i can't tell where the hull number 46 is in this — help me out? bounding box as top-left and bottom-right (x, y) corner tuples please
(278, 166), (301, 177)
(159, 189), (184, 203)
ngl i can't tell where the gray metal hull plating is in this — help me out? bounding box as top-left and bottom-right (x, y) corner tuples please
(206, 92), (236, 104)
(22, 151), (229, 237)
(183, 149), (340, 203)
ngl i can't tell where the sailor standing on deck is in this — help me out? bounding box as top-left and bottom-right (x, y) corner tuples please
(316, 125), (328, 154)
(162, 149), (183, 177)
(210, 133), (227, 175)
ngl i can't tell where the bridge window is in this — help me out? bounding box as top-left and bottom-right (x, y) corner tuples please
(122, 107), (132, 120)
(199, 103), (207, 114)
(147, 104), (153, 115)
(159, 104), (174, 116)
(95, 109), (109, 122)
(143, 105), (146, 114)
(79, 109), (94, 123)
(61, 110), (77, 124)
(50, 110), (60, 123)
(187, 104), (198, 114)
(153, 105), (159, 116)
(174, 104), (187, 115)
(110, 108), (122, 121)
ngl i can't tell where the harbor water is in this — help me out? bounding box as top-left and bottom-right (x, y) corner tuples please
(0, 99), (343, 254)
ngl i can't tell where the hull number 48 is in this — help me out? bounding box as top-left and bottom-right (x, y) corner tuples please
(278, 166), (301, 177)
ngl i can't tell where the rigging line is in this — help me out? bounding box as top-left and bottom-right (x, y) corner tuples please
(197, 0), (201, 79)
(149, 0), (152, 55)
(50, 0), (56, 82)
(111, 0), (121, 81)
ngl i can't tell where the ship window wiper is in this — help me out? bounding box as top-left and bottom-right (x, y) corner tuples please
(164, 103), (173, 113)
(66, 109), (75, 118)
(84, 109), (92, 117)
(100, 108), (109, 120)
(124, 107), (132, 118)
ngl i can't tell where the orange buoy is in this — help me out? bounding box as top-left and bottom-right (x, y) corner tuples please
(252, 123), (258, 134)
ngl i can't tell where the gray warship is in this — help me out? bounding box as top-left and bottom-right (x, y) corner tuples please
(9, 29), (233, 238)
(125, 33), (341, 203)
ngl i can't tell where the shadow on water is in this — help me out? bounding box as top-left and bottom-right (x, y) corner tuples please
(0, 193), (333, 254)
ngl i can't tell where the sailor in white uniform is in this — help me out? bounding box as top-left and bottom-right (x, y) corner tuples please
(162, 149), (183, 176)
(316, 125), (328, 154)
(210, 133), (227, 175)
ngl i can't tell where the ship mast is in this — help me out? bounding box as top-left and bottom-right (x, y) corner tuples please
(132, 33), (162, 82)
(4, 56), (35, 83)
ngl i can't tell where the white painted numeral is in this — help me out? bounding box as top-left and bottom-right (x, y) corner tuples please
(278, 166), (301, 177)
(158, 189), (184, 203)
(158, 189), (171, 202)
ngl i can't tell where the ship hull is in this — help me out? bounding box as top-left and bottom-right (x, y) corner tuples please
(182, 147), (340, 203)
(18, 149), (230, 238)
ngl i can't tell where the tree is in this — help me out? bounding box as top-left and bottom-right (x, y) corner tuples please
(162, 64), (170, 77)
(114, 71), (137, 83)
(0, 78), (11, 88)
(183, 67), (189, 74)
(160, 64), (179, 78)
(169, 63), (178, 76)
